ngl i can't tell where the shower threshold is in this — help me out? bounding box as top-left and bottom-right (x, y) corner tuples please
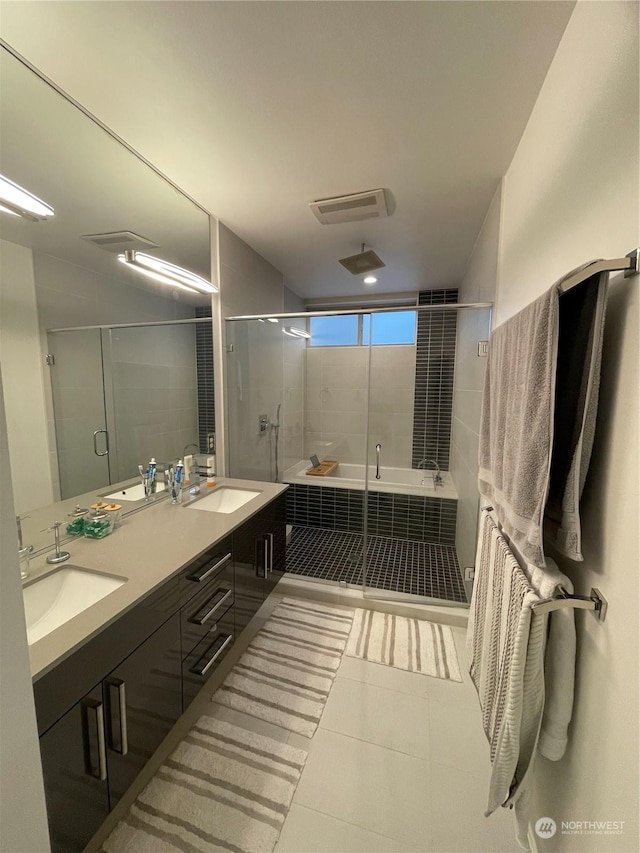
(286, 526), (467, 604)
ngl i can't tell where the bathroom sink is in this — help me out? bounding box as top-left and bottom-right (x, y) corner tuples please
(23, 566), (126, 645)
(186, 487), (261, 514)
(102, 481), (166, 502)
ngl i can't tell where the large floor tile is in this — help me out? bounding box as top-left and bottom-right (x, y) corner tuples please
(276, 805), (417, 852)
(428, 698), (488, 775)
(320, 677), (430, 759)
(429, 762), (518, 852)
(294, 729), (431, 846)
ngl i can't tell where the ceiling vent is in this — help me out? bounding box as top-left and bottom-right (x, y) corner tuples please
(81, 231), (159, 253)
(338, 244), (386, 275)
(309, 188), (388, 225)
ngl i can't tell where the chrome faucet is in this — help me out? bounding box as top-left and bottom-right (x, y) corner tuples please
(417, 458), (443, 487)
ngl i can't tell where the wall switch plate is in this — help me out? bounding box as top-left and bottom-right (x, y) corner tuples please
(207, 432), (216, 452)
(464, 567), (475, 581)
(477, 341), (489, 357)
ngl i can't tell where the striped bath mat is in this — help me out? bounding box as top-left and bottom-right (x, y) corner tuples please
(346, 609), (462, 681)
(102, 717), (307, 853)
(214, 597), (354, 737)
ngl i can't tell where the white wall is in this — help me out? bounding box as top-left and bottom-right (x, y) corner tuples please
(451, 186), (501, 573)
(304, 345), (416, 468)
(0, 370), (51, 853)
(0, 240), (54, 514)
(496, 2), (638, 848)
(219, 222), (288, 481)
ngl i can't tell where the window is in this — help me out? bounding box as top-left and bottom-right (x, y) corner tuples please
(309, 314), (359, 346)
(362, 311), (416, 345)
(310, 312), (416, 346)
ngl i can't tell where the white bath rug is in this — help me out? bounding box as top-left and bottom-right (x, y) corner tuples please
(102, 716), (307, 853)
(214, 597), (355, 737)
(346, 609), (462, 681)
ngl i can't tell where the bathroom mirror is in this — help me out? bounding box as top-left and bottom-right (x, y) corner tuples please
(0, 46), (214, 552)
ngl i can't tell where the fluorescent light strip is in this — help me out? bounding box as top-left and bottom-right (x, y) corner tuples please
(0, 175), (54, 220)
(283, 326), (311, 338)
(118, 250), (217, 294)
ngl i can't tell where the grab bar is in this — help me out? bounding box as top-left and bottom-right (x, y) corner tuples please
(375, 444), (381, 480)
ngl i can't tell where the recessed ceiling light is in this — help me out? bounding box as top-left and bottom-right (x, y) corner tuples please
(266, 318), (279, 323)
(363, 276), (378, 285)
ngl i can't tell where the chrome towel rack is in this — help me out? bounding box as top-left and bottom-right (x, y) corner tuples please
(532, 586), (608, 622)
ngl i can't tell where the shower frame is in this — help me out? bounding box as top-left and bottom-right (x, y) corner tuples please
(225, 302), (493, 607)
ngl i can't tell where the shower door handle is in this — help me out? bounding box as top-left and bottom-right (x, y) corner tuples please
(93, 429), (109, 457)
(375, 444), (382, 480)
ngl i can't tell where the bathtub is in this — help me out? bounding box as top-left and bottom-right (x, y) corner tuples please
(283, 460), (458, 500)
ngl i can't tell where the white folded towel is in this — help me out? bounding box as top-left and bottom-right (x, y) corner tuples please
(526, 558), (576, 761)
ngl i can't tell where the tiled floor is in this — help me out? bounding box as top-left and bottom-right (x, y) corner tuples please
(89, 590), (517, 853)
(286, 526), (468, 603)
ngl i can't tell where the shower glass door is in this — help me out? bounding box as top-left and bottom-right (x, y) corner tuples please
(48, 329), (111, 499)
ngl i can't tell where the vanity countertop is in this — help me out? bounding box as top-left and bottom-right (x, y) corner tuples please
(26, 478), (287, 681)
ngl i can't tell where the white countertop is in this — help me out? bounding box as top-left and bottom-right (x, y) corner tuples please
(26, 478), (287, 681)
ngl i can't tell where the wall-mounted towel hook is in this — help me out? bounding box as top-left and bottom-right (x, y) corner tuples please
(532, 586), (608, 622)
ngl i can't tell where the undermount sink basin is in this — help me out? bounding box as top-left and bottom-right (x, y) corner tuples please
(23, 566), (126, 645)
(102, 481), (166, 502)
(186, 487), (261, 514)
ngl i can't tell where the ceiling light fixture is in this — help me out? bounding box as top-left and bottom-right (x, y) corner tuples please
(338, 243), (385, 276)
(0, 174), (54, 221)
(363, 276), (378, 285)
(283, 326), (311, 339)
(117, 250), (217, 294)
(266, 318), (279, 323)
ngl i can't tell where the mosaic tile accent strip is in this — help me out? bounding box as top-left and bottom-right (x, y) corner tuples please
(286, 526), (467, 603)
(195, 306), (215, 453)
(286, 483), (457, 545)
(412, 288), (458, 470)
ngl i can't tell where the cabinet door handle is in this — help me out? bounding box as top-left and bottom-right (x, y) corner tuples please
(187, 552), (232, 583)
(189, 633), (233, 677)
(255, 536), (267, 579)
(105, 678), (128, 756)
(266, 532), (274, 573)
(81, 698), (107, 780)
(188, 588), (233, 626)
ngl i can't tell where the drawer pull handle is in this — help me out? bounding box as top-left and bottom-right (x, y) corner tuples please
(105, 677), (129, 756)
(188, 588), (233, 626)
(190, 634), (233, 677)
(81, 698), (107, 780)
(187, 552), (232, 583)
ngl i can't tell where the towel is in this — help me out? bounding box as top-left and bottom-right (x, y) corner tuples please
(544, 271), (608, 560)
(467, 511), (546, 816)
(478, 287), (559, 567)
(525, 558), (576, 761)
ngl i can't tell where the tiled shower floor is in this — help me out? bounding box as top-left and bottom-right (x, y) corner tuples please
(286, 526), (468, 603)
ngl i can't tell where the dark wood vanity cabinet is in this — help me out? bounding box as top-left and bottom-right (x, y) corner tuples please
(38, 614), (182, 853)
(233, 493), (286, 633)
(34, 493), (286, 853)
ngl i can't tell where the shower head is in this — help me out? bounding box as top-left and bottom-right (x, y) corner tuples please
(338, 243), (386, 276)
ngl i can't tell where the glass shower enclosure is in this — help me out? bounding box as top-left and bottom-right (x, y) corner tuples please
(225, 303), (492, 607)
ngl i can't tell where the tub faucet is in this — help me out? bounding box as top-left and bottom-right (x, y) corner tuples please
(417, 458), (442, 487)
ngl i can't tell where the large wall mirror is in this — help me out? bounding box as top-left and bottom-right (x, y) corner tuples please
(0, 46), (214, 552)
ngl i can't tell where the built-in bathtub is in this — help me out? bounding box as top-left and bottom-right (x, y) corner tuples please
(283, 460), (458, 544)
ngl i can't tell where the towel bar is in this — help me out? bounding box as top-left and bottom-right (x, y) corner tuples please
(532, 586), (608, 622)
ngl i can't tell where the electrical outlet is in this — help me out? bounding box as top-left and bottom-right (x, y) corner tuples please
(207, 432), (216, 452)
(464, 567), (475, 582)
(477, 341), (489, 357)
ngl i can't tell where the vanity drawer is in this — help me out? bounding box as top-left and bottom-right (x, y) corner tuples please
(181, 564), (234, 658)
(179, 536), (233, 607)
(182, 615), (235, 709)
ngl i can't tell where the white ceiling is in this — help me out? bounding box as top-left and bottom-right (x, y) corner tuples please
(0, 1), (575, 300)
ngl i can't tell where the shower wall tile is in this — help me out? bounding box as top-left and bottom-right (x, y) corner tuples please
(412, 288), (458, 470)
(286, 482), (457, 545)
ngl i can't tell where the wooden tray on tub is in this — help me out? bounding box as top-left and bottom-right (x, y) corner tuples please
(306, 460), (338, 477)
